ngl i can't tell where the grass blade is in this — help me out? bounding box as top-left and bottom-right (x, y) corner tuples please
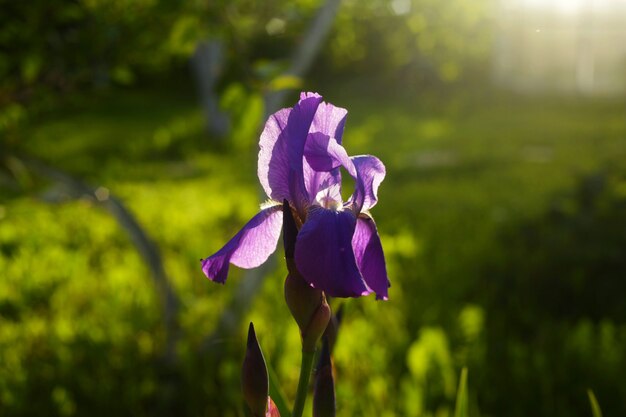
(587, 389), (603, 417)
(454, 367), (469, 417)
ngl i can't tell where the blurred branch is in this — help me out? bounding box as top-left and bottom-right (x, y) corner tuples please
(264, 0), (343, 116)
(6, 153), (180, 363)
(191, 40), (230, 138)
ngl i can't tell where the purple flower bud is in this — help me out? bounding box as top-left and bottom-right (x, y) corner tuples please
(313, 338), (335, 417)
(242, 323), (269, 417)
(284, 261), (332, 352)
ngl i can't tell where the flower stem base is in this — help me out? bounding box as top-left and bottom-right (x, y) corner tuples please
(291, 349), (316, 417)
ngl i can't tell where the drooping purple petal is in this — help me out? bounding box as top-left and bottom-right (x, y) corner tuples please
(202, 205), (283, 283)
(352, 214), (389, 300)
(295, 207), (371, 298)
(310, 101), (348, 144)
(258, 108), (291, 202)
(349, 155), (386, 213)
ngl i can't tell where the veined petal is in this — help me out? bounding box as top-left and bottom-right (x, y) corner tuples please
(304, 132), (356, 176)
(286, 93), (323, 213)
(258, 94), (348, 216)
(303, 161), (342, 209)
(352, 214), (389, 300)
(303, 132), (356, 207)
(258, 108), (291, 201)
(202, 205), (283, 283)
(295, 207), (370, 298)
(311, 101), (348, 144)
(349, 155), (386, 213)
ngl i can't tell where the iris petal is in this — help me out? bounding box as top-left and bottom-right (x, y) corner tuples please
(285, 93), (324, 214)
(304, 132), (356, 175)
(310, 101), (348, 143)
(257, 93), (323, 213)
(303, 132), (359, 208)
(302, 133), (347, 205)
(295, 207), (370, 298)
(258, 108), (291, 202)
(202, 205), (283, 283)
(352, 214), (390, 300)
(303, 101), (349, 205)
(349, 155), (386, 212)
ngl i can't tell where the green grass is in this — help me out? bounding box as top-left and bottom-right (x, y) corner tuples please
(1, 86), (625, 416)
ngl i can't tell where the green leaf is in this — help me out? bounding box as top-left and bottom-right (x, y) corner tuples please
(454, 367), (469, 417)
(587, 389), (603, 417)
(268, 75), (302, 92)
(268, 362), (289, 417)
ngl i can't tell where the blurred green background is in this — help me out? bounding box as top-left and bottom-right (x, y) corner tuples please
(1, 0), (625, 416)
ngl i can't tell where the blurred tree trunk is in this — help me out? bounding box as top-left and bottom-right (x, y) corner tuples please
(264, 0), (342, 116)
(191, 39), (230, 138)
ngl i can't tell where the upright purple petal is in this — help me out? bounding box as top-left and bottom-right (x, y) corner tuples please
(349, 155), (386, 213)
(352, 214), (389, 300)
(302, 99), (349, 207)
(304, 132), (356, 176)
(258, 108), (292, 201)
(286, 93), (323, 214)
(202, 205), (283, 283)
(303, 161), (343, 209)
(295, 207), (371, 298)
(311, 101), (348, 143)
(303, 132), (358, 207)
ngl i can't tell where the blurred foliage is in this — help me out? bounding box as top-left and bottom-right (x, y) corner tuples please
(0, 0), (318, 147)
(453, 368), (468, 417)
(326, 0), (492, 84)
(1, 1), (625, 416)
(2, 86), (625, 416)
(478, 169), (626, 417)
(0, 0), (493, 147)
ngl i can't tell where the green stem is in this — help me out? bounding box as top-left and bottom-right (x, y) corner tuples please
(291, 349), (316, 417)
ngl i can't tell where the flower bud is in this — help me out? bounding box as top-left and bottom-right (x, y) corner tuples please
(284, 259), (323, 328)
(323, 304), (343, 353)
(266, 396), (281, 417)
(242, 323), (269, 417)
(313, 338), (336, 417)
(284, 262), (332, 353)
(303, 296), (331, 352)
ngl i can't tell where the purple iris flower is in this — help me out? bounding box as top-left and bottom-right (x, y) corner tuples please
(201, 92), (389, 299)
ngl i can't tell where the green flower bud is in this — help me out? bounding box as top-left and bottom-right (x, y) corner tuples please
(284, 262), (332, 353)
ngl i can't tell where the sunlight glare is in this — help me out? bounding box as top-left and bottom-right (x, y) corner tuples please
(520, 0), (624, 14)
